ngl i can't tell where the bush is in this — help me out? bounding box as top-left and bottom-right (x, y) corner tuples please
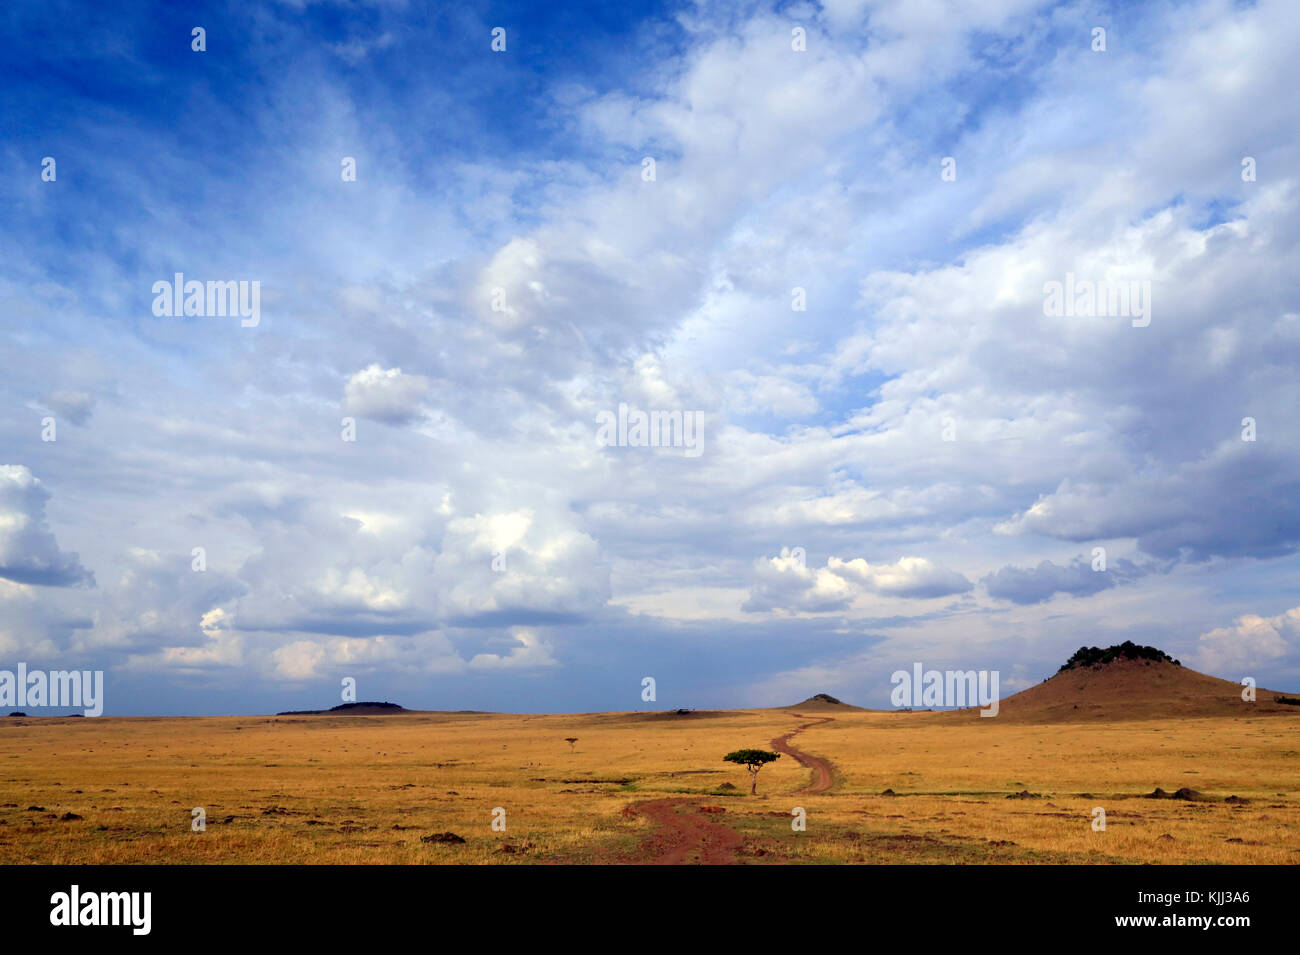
(1058, 641), (1178, 672)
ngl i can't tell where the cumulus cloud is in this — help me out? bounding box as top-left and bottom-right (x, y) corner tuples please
(982, 556), (1150, 605)
(725, 371), (819, 418)
(434, 509), (609, 625)
(91, 547), (245, 650)
(828, 556), (973, 599)
(0, 466), (94, 587)
(468, 627), (558, 670)
(1197, 607), (1300, 674)
(222, 505), (436, 638)
(272, 640), (326, 680)
(744, 551), (970, 612)
(742, 549), (856, 613)
(0, 575), (93, 659)
(342, 365), (431, 425)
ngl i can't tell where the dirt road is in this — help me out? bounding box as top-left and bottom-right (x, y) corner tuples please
(617, 715), (839, 863)
(771, 715), (836, 794)
(622, 797), (743, 864)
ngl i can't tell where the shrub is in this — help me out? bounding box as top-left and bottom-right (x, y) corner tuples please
(1058, 641), (1178, 672)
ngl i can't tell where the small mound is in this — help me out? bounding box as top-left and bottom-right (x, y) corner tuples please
(276, 701), (410, 716)
(326, 701), (406, 714)
(781, 693), (865, 712)
(1145, 787), (1216, 802)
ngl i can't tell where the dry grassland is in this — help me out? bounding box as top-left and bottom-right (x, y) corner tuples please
(0, 707), (1295, 864)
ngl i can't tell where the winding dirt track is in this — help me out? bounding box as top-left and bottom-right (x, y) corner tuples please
(771, 714), (837, 795)
(619, 715), (839, 864)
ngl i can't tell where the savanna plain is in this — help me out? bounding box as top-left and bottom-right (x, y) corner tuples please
(1, 695), (1296, 864)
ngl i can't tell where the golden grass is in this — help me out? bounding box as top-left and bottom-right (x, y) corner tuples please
(0, 708), (1296, 864)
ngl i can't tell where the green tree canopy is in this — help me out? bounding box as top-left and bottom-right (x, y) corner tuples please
(723, 749), (781, 794)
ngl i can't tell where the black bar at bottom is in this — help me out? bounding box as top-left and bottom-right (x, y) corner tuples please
(0, 864), (1278, 941)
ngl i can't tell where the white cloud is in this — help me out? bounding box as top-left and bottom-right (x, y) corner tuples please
(744, 550), (970, 612)
(1197, 607), (1299, 674)
(828, 556), (972, 599)
(272, 640), (326, 680)
(0, 466), (93, 588)
(468, 627), (558, 670)
(342, 365), (430, 425)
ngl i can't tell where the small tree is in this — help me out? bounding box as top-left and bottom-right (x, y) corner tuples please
(723, 749), (781, 795)
(565, 737), (578, 752)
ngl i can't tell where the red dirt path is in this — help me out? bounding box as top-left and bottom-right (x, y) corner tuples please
(771, 715), (836, 794)
(617, 716), (839, 863)
(621, 798), (745, 864)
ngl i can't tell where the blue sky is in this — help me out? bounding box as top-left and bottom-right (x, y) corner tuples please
(2, 0), (1298, 716)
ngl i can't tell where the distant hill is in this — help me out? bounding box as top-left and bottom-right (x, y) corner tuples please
(780, 692), (866, 712)
(277, 701), (411, 716)
(965, 644), (1297, 722)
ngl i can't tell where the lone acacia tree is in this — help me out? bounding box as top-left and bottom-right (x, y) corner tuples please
(565, 737), (578, 752)
(723, 749), (781, 794)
